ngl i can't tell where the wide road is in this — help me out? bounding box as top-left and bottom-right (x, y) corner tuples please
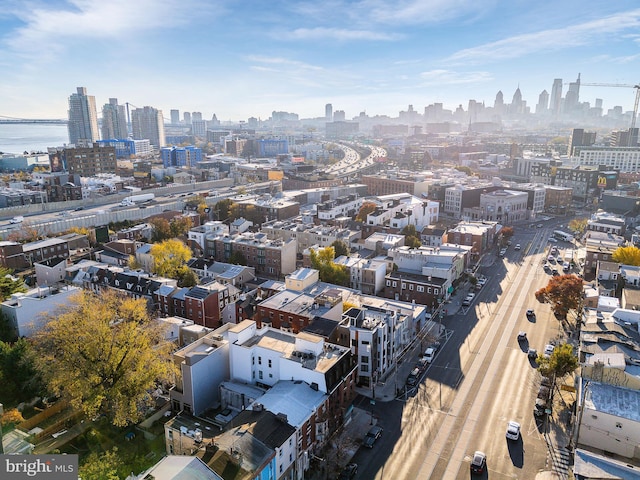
(351, 219), (570, 480)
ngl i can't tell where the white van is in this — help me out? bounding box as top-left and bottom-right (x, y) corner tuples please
(9, 216), (24, 224)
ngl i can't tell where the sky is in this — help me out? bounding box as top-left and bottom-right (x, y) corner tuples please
(1, 0), (640, 122)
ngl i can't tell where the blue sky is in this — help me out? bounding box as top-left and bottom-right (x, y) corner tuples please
(1, 0), (639, 122)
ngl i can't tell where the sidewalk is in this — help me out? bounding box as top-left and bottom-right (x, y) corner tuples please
(306, 406), (376, 480)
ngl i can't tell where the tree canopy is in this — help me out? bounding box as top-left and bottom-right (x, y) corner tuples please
(568, 218), (588, 236)
(0, 267), (26, 302)
(150, 239), (192, 279)
(501, 226), (514, 238)
(310, 247), (350, 286)
(401, 224), (422, 248)
(331, 240), (349, 257)
(612, 245), (640, 266)
(0, 337), (43, 406)
(356, 202), (377, 222)
(535, 274), (583, 319)
(537, 343), (578, 379)
(149, 217), (172, 242)
(33, 290), (176, 427)
(214, 199), (233, 222)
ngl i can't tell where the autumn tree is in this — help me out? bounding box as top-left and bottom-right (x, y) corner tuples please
(149, 217), (172, 242)
(568, 218), (588, 236)
(535, 274), (583, 319)
(33, 291), (176, 427)
(612, 246), (640, 266)
(356, 202), (378, 222)
(310, 247), (350, 286)
(501, 226), (514, 238)
(169, 216), (192, 238)
(150, 239), (192, 279)
(537, 343), (578, 380)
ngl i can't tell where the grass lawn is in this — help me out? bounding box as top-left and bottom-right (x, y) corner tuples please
(59, 417), (167, 477)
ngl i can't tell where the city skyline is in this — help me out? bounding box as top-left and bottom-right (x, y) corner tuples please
(1, 1), (640, 121)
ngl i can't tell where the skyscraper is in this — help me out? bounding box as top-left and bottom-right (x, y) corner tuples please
(67, 87), (99, 146)
(101, 98), (128, 140)
(550, 79), (563, 116)
(170, 109), (180, 125)
(183, 112), (191, 125)
(536, 90), (549, 115)
(325, 103), (333, 121)
(564, 73), (581, 114)
(192, 112), (203, 122)
(132, 106), (166, 148)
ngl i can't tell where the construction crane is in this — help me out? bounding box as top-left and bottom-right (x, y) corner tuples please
(578, 82), (640, 135)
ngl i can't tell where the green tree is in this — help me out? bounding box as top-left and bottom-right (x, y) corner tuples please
(149, 217), (172, 242)
(0, 338), (44, 406)
(177, 267), (199, 287)
(214, 199), (233, 222)
(612, 246), (640, 266)
(401, 224), (422, 248)
(33, 291), (176, 427)
(356, 202), (377, 222)
(79, 447), (121, 480)
(310, 247), (350, 286)
(150, 239), (192, 279)
(0, 267), (27, 302)
(535, 274), (583, 319)
(331, 240), (349, 257)
(537, 343), (579, 380)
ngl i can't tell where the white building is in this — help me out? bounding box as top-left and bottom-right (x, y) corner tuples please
(477, 189), (529, 223)
(334, 256), (387, 295)
(388, 245), (468, 283)
(188, 221), (229, 250)
(576, 380), (640, 459)
(365, 194), (439, 231)
(317, 194), (363, 221)
(1, 285), (81, 337)
(575, 146), (640, 172)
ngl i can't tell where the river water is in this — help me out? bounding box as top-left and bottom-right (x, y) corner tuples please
(0, 124), (70, 155)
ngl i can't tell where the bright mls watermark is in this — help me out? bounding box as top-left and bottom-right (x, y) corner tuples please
(0, 455), (78, 479)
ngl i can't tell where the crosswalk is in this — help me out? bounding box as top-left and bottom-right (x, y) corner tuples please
(549, 447), (571, 478)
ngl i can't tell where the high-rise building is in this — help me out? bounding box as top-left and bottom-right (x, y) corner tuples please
(325, 103), (333, 121)
(101, 98), (128, 140)
(67, 87), (99, 146)
(564, 73), (581, 114)
(569, 128), (596, 155)
(536, 90), (549, 115)
(550, 79), (563, 116)
(131, 106), (166, 148)
(183, 112), (191, 125)
(170, 109), (180, 125)
(192, 112), (203, 122)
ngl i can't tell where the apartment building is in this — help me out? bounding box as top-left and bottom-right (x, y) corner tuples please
(208, 232), (296, 278)
(262, 220), (361, 254)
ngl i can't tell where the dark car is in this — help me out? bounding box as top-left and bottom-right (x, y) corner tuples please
(363, 425), (383, 448)
(338, 463), (358, 480)
(534, 398), (547, 417)
(470, 451), (487, 474)
(526, 309), (535, 318)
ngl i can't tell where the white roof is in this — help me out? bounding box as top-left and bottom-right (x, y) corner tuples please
(252, 381), (326, 427)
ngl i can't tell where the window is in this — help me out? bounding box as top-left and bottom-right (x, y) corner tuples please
(392, 281), (397, 287)
(409, 284), (414, 290)
(268, 359), (272, 368)
(361, 356), (369, 363)
(259, 371), (263, 379)
(258, 356), (262, 365)
(417, 286), (424, 292)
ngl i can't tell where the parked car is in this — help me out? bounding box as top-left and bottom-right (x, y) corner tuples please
(406, 367), (421, 386)
(526, 309), (535, 318)
(517, 331), (527, 341)
(527, 348), (538, 360)
(544, 344), (555, 357)
(514, 243), (521, 250)
(505, 421), (521, 441)
(470, 451), (487, 474)
(363, 425), (383, 448)
(424, 347), (436, 364)
(338, 463), (358, 480)
(499, 248), (507, 257)
(551, 269), (559, 276)
(548, 237), (558, 243)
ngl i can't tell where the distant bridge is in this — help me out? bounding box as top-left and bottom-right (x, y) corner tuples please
(0, 116), (67, 125)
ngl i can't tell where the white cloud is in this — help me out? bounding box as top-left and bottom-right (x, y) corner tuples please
(419, 69), (493, 85)
(5, 0), (209, 55)
(280, 27), (401, 42)
(446, 9), (640, 65)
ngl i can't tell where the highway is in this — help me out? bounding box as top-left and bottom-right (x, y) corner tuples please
(348, 218), (571, 480)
